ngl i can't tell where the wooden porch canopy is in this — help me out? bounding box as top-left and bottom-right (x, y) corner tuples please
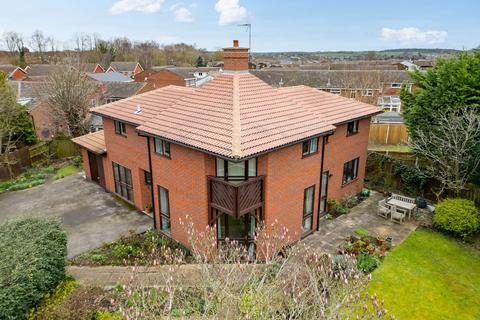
(71, 130), (107, 155)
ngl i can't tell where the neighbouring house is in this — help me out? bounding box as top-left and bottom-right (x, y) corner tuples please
(73, 40), (381, 253)
(79, 63), (106, 73)
(87, 71), (133, 83)
(0, 65), (28, 80)
(134, 67), (220, 92)
(8, 81), (56, 139)
(252, 69), (412, 111)
(23, 64), (58, 81)
(107, 62), (144, 78)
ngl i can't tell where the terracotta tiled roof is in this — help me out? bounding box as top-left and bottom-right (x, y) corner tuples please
(72, 130), (107, 155)
(91, 72), (381, 160)
(91, 85), (194, 125)
(277, 85), (381, 125)
(137, 73), (337, 159)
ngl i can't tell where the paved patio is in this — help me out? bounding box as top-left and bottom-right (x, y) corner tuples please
(301, 191), (418, 253)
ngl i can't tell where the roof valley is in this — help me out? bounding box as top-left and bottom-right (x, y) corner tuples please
(231, 74), (241, 158)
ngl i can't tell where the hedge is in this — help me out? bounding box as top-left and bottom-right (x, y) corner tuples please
(0, 218), (67, 319)
(434, 198), (480, 239)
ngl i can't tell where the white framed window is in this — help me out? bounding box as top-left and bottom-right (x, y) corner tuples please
(330, 88), (341, 95)
(378, 95), (401, 112)
(390, 83), (402, 88)
(363, 89), (373, 97)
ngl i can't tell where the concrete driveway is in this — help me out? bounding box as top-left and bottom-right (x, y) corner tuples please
(0, 173), (152, 258)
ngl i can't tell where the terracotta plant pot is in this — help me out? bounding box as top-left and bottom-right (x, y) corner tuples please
(145, 207), (152, 213)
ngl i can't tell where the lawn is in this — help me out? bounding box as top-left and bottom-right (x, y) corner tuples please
(54, 165), (80, 179)
(368, 229), (480, 320)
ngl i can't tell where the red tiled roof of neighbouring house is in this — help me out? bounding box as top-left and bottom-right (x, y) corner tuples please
(91, 71), (381, 160)
(72, 130), (107, 155)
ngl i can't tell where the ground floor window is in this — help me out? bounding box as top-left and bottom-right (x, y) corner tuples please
(112, 162), (133, 202)
(343, 157), (359, 185)
(158, 186), (170, 233)
(215, 210), (257, 257)
(303, 186), (315, 233)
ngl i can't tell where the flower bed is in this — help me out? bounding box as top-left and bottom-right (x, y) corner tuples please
(336, 230), (392, 273)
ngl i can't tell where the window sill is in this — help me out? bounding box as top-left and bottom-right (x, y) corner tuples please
(154, 153), (171, 160)
(341, 177), (359, 187)
(301, 151), (319, 159)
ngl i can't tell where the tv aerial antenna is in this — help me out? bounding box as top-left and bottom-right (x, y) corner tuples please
(238, 23), (251, 62)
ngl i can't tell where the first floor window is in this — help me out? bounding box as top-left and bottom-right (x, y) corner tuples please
(347, 120), (359, 135)
(302, 137), (318, 157)
(112, 162), (133, 202)
(114, 120), (126, 135)
(158, 186), (170, 233)
(216, 157), (257, 181)
(154, 138), (171, 157)
(343, 157), (359, 185)
(303, 186), (315, 233)
(363, 89), (373, 97)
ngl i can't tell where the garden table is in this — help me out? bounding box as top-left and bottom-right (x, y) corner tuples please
(387, 198), (416, 219)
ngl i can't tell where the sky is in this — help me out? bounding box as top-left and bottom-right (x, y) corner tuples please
(0, 0), (479, 52)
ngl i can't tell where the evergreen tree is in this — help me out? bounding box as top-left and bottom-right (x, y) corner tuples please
(196, 56), (205, 67)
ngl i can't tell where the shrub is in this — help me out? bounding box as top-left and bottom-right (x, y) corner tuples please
(354, 228), (369, 237)
(0, 218), (67, 319)
(434, 198), (479, 239)
(328, 199), (350, 215)
(356, 253), (381, 273)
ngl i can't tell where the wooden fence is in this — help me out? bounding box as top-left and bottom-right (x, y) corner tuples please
(369, 123), (409, 145)
(0, 138), (79, 181)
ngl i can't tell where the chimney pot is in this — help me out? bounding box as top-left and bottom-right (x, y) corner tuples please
(233, 40), (239, 48)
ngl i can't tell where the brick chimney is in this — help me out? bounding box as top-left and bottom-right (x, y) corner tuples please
(223, 40), (249, 71)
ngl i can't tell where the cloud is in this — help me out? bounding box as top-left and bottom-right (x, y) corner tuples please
(109, 0), (165, 14)
(215, 0), (247, 25)
(381, 27), (447, 44)
(174, 7), (194, 23)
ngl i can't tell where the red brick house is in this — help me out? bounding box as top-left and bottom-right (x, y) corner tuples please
(73, 41), (381, 251)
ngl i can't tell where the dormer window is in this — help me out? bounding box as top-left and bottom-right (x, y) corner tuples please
(114, 120), (126, 135)
(347, 120), (359, 136)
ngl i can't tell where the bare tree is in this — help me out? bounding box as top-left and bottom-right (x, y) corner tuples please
(3, 31), (24, 55)
(30, 30), (49, 63)
(409, 106), (480, 198)
(41, 66), (98, 137)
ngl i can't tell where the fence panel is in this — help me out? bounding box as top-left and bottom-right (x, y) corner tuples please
(369, 123), (409, 145)
(49, 138), (79, 158)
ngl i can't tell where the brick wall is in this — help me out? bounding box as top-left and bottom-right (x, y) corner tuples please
(323, 118), (371, 201)
(102, 119), (151, 210)
(149, 139), (214, 247)
(262, 143), (322, 240)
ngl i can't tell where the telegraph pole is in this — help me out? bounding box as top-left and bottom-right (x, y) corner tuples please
(238, 23), (251, 63)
